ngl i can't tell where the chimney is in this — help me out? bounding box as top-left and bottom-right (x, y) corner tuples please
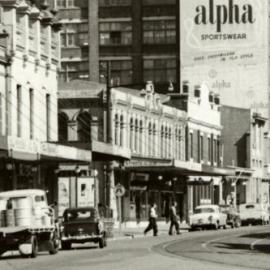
(194, 85), (201, 98)
(209, 91), (214, 103)
(214, 94), (220, 105)
(182, 80), (189, 95)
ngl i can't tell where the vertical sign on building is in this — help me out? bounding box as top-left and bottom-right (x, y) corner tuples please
(58, 177), (70, 216)
(180, 0), (269, 115)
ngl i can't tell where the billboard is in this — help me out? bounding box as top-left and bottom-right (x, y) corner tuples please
(77, 177), (95, 207)
(180, 0), (269, 113)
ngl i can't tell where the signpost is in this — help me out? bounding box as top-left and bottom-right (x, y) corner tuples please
(114, 183), (125, 231)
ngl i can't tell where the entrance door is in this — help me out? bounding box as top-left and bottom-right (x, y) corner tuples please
(175, 193), (184, 221)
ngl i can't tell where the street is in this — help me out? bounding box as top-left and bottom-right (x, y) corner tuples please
(1, 226), (270, 270)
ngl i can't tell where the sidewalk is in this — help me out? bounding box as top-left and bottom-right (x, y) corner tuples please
(110, 222), (190, 241)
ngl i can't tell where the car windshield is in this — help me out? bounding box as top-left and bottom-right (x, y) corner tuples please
(194, 208), (215, 214)
(64, 210), (94, 221)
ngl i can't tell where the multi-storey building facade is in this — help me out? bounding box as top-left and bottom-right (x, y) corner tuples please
(167, 82), (230, 212)
(58, 80), (233, 225)
(221, 106), (270, 206)
(51, 0), (179, 93)
(0, 0), (92, 207)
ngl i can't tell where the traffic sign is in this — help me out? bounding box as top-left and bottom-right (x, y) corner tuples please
(115, 183), (125, 197)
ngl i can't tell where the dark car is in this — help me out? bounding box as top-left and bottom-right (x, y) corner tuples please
(219, 205), (241, 228)
(60, 207), (107, 250)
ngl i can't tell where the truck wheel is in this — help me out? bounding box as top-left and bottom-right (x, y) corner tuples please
(31, 236), (38, 258)
(49, 240), (59, 255)
(61, 241), (71, 250)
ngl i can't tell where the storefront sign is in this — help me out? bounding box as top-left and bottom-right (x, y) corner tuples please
(58, 177), (70, 217)
(8, 136), (39, 154)
(180, 0), (269, 113)
(77, 177), (95, 207)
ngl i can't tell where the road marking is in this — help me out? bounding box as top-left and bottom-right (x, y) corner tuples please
(250, 238), (265, 250)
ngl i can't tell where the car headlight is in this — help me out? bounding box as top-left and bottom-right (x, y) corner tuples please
(208, 215), (214, 222)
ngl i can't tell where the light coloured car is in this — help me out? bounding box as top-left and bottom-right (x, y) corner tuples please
(189, 204), (227, 230)
(239, 203), (270, 225)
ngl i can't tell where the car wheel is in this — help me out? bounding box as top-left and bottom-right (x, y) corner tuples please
(0, 248), (6, 256)
(99, 236), (105, 249)
(61, 241), (71, 250)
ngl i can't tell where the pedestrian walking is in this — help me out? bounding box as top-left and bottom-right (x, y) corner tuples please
(168, 201), (181, 235)
(144, 203), (158, 236)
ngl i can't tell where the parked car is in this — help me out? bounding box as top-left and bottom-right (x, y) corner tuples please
(60, 207), (107, 250)
(219, 204), (241, 228)
(189, 204), (227, 230)
(239, 203), (269, 225)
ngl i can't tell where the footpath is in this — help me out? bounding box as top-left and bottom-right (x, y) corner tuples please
(110, 222), (190, 241)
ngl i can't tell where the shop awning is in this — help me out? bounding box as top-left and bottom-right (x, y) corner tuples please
(40, 142), (92, 162)
(57, 140), (131, 161)
(0, 136), (92, 163)
(126, 158), (235, 177)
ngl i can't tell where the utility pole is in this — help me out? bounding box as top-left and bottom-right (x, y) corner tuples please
(105, 61), (115, 217)
(106, 61), (113, 144)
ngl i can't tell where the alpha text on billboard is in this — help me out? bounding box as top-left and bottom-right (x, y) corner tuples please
(194, 0), (256, 33)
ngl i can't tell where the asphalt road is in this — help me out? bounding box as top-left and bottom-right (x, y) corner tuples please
(1, 226), (270, 270)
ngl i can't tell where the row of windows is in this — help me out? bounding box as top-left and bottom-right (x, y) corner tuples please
(143, 20), (176, 44)
(16, 85), (51, 141)
(58, 112), (91, 142)
(114, 114), (183, 159)
(99, 0), (131, 6)
(189, 132), (220, 165)
(57, 0), (76, 8)
(58, 0), (174, 8)
(60, 21), (176, 47)
(61, 59), (176, 85)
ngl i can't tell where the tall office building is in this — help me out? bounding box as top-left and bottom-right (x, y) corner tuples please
(51, 0), (179, 93)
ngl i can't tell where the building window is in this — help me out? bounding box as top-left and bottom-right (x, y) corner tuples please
(58, 112), (68, 142)
(99, 0), (131, 6)
(67, 0), (75, 7)
(0, 93), (2, 136)
(29, 89), (34, 139)
(67, 33), (75, 47)
(120, 115), (124, 147)
(190, 133), (193, 160)
(139, 120), (143, 154)
(77, 112), (91, 142)
(114, 114), (119, 145)
(200, 135), (204, 161)
(208, 137), (211, 162)
(99, 22), (132, 45)
(143, 58), (176, 84)
(143, 20), (176, 44)
(130, 118), (134, 151)
(46, 94), (51, 141)
(17, 85), (22, 137)
(100, 60), (132, 86)
(161, 125), (165, 158)
(217, 139), (220, 165)
(213, 139), (217, 163)
(57, 0), (66, 8)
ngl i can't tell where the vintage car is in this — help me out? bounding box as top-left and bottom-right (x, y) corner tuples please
(219, 204), (241, 228)
(189, 204), (227, 230)
(60, 207), (107, 249)
(239, 203), (270, 226)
